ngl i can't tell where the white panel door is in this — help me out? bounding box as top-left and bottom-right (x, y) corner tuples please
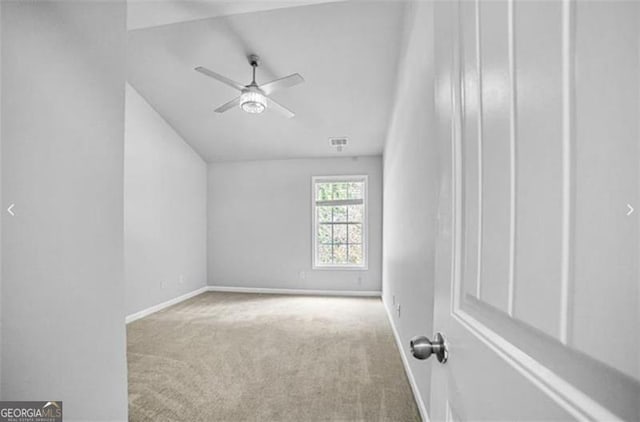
(426, 0), (640, 420)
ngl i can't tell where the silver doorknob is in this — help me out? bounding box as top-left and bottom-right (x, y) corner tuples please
(410, 332), (448, 363)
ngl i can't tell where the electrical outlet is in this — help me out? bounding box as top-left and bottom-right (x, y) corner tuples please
(357, 276), (362, 285)
(160, 281), (167, 289)
(396, 303), (401, 317)
(179, 275), (185, 284)
(299, 271), (306, 281)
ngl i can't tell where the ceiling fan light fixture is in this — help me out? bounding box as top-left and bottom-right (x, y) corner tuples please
(195, 54), (303, 118)
(240, 91), (267, 114)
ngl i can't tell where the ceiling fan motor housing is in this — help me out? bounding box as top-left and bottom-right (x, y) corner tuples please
(249, 54), (260, 67)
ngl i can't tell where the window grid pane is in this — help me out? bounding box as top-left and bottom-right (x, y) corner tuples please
(331, 224), (334, 261)
(318, 206), (332, 222)
(315, 179), (365, 267)
(346, 207), (350, 261)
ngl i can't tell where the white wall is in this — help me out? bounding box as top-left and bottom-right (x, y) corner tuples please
(1, 1), (128, 420)
(382, 1), (437, 418)
(124, 85), (207, 316)
(0, 0), (3, 398)
(208, 156), (382, 292)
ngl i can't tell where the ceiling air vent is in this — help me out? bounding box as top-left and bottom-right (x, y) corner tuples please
(329, 137), (348, 152)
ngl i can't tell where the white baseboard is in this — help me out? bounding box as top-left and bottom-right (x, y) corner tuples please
(383, 296), (429, 422)
(125, 286), (208, 324)
(126, 285), (380, 324)
(206, 285), (381, 297)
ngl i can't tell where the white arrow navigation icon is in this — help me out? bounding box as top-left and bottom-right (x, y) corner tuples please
(627, 204), (634, 216)
(7, 203), (15, 216)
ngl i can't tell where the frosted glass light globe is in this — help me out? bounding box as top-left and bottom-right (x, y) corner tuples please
(240, 91), (267, 114)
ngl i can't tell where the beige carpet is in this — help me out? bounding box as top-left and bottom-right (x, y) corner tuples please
(127, 292), (421, 422)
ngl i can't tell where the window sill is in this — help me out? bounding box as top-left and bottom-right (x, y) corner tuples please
(312, 265), (368, 271)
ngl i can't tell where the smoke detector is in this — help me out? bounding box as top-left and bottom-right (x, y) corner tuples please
(329, 137), (348, 152)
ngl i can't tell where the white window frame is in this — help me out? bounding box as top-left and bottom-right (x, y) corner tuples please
(311, 175), (368, 270)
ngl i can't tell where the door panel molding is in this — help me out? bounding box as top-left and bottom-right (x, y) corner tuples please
(507, 0), (517, 318)
(465, 295), (640, 422)
(559, 0), (576, 346)
(474, 0), (484, 301)
(451, 309), (621, 422)
(450, 0), (637, 419)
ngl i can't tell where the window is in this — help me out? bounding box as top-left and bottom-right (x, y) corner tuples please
(312, 176), (367, 269)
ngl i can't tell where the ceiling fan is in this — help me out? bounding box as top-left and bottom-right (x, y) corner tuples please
(195, 54), (304, 118)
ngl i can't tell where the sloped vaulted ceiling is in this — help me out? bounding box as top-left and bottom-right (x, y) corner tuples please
(127, 1), (407, 162)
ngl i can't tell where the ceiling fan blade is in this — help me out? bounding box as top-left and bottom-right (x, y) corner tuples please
(195, 66), (245, 91)
(267, 97), (295, 118)
(260, 73), (304, 95)
(215, 96), (241, 113)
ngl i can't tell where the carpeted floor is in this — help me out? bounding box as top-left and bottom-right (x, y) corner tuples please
(127, 292), (421, 422)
